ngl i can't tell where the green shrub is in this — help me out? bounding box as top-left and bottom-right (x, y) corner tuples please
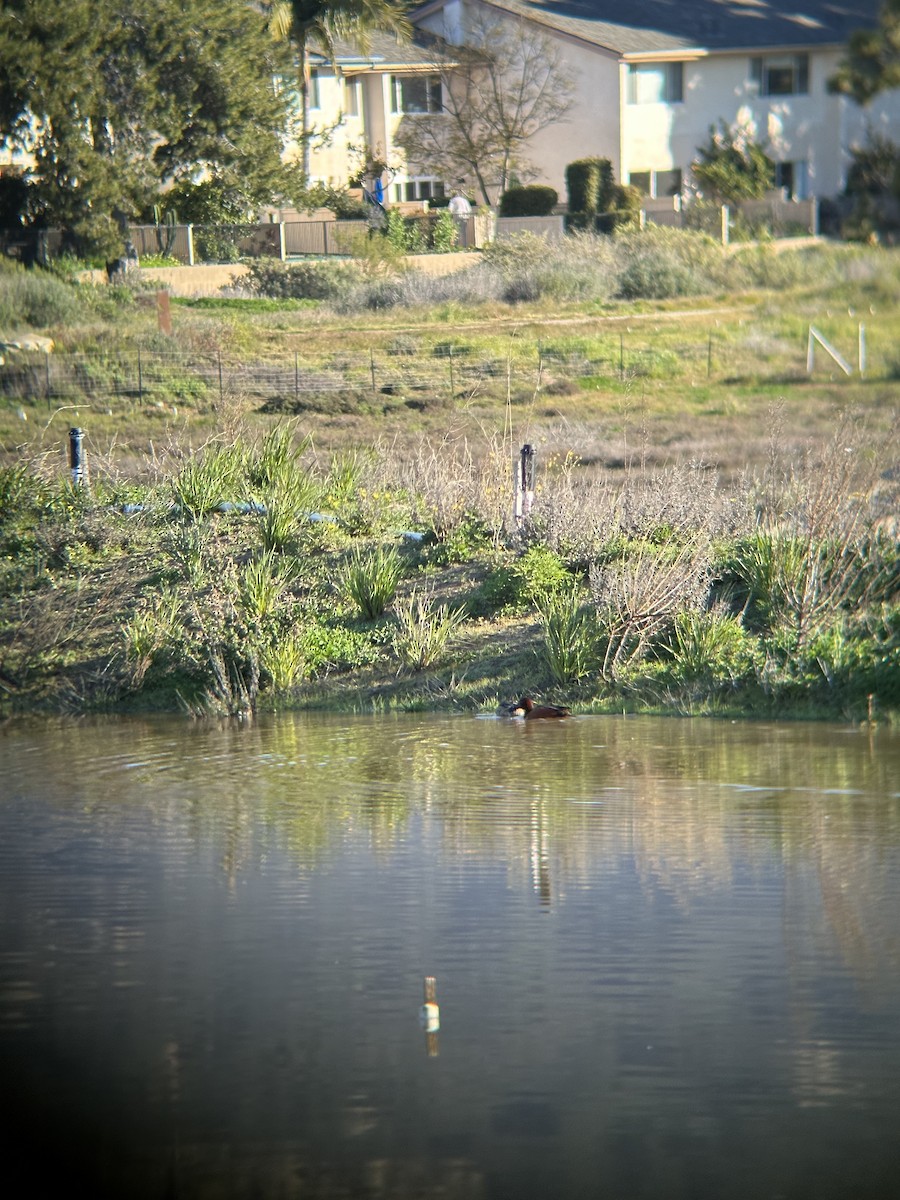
(244, 257), (355, 301)
(432, 209), (459, 253)
(499, 186), (559, 217)
(667, 610), (758, 683)
(475, 546), (571, 615)
(0, 266), (81, 327)
(565, 157), (615, 227)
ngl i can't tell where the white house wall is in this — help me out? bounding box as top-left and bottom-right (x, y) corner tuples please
(414, 2), (624, 200)
(414, 0), (900, 204)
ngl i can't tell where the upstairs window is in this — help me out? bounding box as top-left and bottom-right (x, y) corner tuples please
(391, 75), (442, 114)
(344, 78), (359, 117)
(308, 69), (321, 110)
(627, 62), (683, 104)
(751, 53), (809, 96)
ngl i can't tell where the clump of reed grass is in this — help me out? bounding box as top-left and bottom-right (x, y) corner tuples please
(537, 585), (598, 684)
(122, 589), (182, 686)
(237, 550), (295, 621)
(171, 445), (244, 520)
(393, 592), (468, 671)
(259, 632), (307, 692)
(341, 544), (405, 619)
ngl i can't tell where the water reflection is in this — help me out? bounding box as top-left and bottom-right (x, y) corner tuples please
(1, 713), (899, 1199)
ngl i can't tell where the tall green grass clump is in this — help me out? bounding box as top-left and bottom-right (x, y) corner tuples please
(393, 592), (467, 671)
(341, 544), (405, 619)
(537, 586), (598, 684)
(171, 445), (245, 520)
(247, 427), (320, 551)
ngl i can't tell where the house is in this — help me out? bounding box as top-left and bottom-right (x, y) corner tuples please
(408, 0), (900, 203)
(300, 33), (453, 206)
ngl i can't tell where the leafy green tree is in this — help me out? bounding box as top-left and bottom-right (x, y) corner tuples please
(268, 0), (411, 181)
(691, 122), (775, 204)
(0, 0), (294, 258)
(829, 0), (900, 103)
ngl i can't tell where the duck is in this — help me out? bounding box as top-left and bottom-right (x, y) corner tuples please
(515, 696), (571, 720)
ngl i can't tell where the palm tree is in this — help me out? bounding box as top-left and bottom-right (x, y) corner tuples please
(268, 0), (412, 181)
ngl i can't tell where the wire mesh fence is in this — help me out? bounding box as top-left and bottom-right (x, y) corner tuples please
(0, 320), (873, 417)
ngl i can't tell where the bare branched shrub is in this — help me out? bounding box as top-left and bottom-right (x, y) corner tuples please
(590, 538), (713, 680)
(396, 433), (513, 547)
(529, 456), (744, 565)
(740, 411), (900, 648)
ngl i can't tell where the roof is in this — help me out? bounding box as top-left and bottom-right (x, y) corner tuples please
(310, 31), (448, 70)
(413, 0), (884, 55)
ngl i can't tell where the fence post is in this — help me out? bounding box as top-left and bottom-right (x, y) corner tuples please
(514, 443), (535, 525)
(68, 427), (86, 487)
(448, 344), (454, 395)
(218, 352), (224, 404)
(137, 348), (143, 405)
(278, 222), (286, 262)
(323, 222), (330, 256)
(295, 350), (300, 403)
(370, 350), (377, 392)
(187, 224), (195, 266)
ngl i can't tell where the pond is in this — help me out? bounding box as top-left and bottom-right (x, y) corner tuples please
(2, 713), (899, 1199)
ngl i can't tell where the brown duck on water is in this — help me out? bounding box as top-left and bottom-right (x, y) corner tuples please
(514, 696), (571, 720)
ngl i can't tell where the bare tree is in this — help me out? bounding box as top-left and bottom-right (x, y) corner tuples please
(396, 17), (575, 205)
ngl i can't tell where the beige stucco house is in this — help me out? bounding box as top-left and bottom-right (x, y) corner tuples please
(302, 33), (453, 205)
(408, 0), (900, 203)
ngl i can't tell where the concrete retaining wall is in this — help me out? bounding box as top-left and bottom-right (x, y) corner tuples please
(82, 252), (481, 297)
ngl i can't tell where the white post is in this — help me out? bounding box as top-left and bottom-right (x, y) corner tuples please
(187, 224), (195, 267)
(278, 221), (286, 262)
(808, 325), (853, 376)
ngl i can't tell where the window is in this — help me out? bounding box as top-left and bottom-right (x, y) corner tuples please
(750, 54), (809, 96)
(627, 168), (682, 198)
(392, 178), (446, 203)
(627, 62), (683, 104)
(391, 75), (442, 114)
(344, 78), (359, 117)
(775, 161), (809, 200)
(309, 70), (321, 110)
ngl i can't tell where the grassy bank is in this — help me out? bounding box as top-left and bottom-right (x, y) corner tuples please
(0, 233), (898, 722)
(0, 415), (897, 722)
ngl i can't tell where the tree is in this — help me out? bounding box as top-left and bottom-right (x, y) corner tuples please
(691, 122), (775, 204)
(0, 0), (294, 258)
(829, 0), (900, 104)
(394, 17), (575, 207)
(268, 0), (411, 181)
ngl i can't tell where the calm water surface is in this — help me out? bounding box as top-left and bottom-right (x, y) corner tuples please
(2, 713), (899, 1199)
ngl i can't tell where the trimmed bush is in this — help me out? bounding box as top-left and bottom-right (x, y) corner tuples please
(499, 186), (559, 217)
(565, 158), (615, 228)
